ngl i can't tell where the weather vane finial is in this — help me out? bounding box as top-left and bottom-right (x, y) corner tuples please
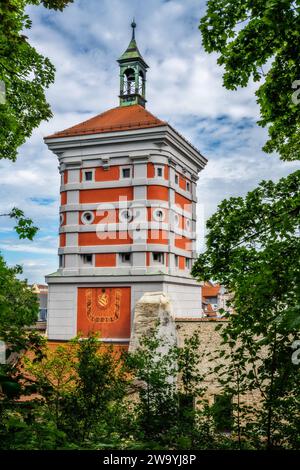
(131, 18), (136, 40)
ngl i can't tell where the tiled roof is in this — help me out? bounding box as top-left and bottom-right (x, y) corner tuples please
(202, 282), (220, 298)
(45, 105), (166, 139)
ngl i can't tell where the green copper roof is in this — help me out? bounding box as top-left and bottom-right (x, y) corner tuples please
(119, 38), (144, 61)
(118, 21), (148, 67)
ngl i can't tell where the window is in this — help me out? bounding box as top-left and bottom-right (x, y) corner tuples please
(179, 393), (195, 425)
(213, 395), (233, 433)
(59, 255), (64, 268)
(206, 296), (218, 304)
(175, 174), (179, 185)
(153, 208), (165, 222)
(186, 258), (191, 270)
(174, 213), (180, 227)
(82, 254), (93, 265)
(60, 213), (64, 226)
(123, 68), (135, 95)
(122, 167), (131, 179)
(153, 252), (164, 264)
(84, 170), (93, 182)
(186, 182), (191, 192)
(156, 166), (163, 178)
(138, 71), (144, 94)
(119, 208), (133, 223)
(185, 218), (191, 231)
(120, 253), (131, 264)
(81, 211), (94, 225)
(38, 308), (47, 322)
(175, 255), (179, 268)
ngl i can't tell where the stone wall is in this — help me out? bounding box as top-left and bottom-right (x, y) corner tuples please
(129, 294), (226, 401)
(175, 318), (261, 407)
(175, 318), (226, 403)
(129, 291), (177, 353)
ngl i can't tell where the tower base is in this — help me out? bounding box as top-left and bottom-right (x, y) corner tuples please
(45, 274), (203, 342)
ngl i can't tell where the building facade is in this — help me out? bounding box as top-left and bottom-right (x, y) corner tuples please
(44, 23), (207, 344)
(31, 284), (48, 334)
(202, 282), (234, 318)
(31, 284), (48, 322)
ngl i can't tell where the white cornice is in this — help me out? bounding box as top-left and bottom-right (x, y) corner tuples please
(44, 124), (207, 172)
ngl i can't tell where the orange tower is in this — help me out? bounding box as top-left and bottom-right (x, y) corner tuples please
(44, 23), (207, 345)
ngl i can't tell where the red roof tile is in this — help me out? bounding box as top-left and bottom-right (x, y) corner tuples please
(202, 282), (220, 298)
(45, 105), (166, 139)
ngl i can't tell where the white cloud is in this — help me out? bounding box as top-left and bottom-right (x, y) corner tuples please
(13, 258), (58, 284)
(0, 244), (57, 255)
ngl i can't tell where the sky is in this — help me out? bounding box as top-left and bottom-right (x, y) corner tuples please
(0, 0), (298, 284)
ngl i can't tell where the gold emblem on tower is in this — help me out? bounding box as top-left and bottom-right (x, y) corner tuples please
(85, 288), (121, 323)
(98, 292), (109, 307)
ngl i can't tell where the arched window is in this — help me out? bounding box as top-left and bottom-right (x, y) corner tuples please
(123, 68), (135, 95)
(138, 71), (144, 94)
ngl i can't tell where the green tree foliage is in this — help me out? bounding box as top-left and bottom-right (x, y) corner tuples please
(200, 0), (300, 161)
(4, 329), (228, 450)
(60, 336), (129, 444)
(0, 217), (42, 403)
(127, 333), (179, 447)
(0, 0), (73, 161)
(192, 171), (300, 329)
(0, 207), (38, 239)
(208, 309), (300, 448)
(192, 166), (300, 363)
(0, 256), (38, 334)
(0, 255), (43, 397)
(196, 2), (300, 448)
(126, 330), (225, 450)
(0, 0), (73, 449)
(24, 343), (77, 425)
(4, 323), (299, 449)
(0, 0), (73, 404)
(0, 256), (45, 449)
(26, 336), (130, 446)
(0, 402), (73, 450)
(192, 172), (300, 448)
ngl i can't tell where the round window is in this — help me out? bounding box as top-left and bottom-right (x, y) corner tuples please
(81, 211), (94, 225)
(59, 213), (64, 226)
(119, 209), (133, 223)
(174, 213), (180, 227)
(185, 219), (191, 231)
(153, 208), (165, 222)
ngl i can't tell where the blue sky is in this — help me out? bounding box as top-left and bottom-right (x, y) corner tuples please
(0, 0), (297, 283)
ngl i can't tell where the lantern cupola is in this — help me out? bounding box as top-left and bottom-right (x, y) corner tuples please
(118, 20), (148, 107)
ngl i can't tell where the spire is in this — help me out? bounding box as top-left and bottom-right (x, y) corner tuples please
(131, 18), (136, 40)
(117, 21), (149, 108)
(118, 20), (148, 67)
